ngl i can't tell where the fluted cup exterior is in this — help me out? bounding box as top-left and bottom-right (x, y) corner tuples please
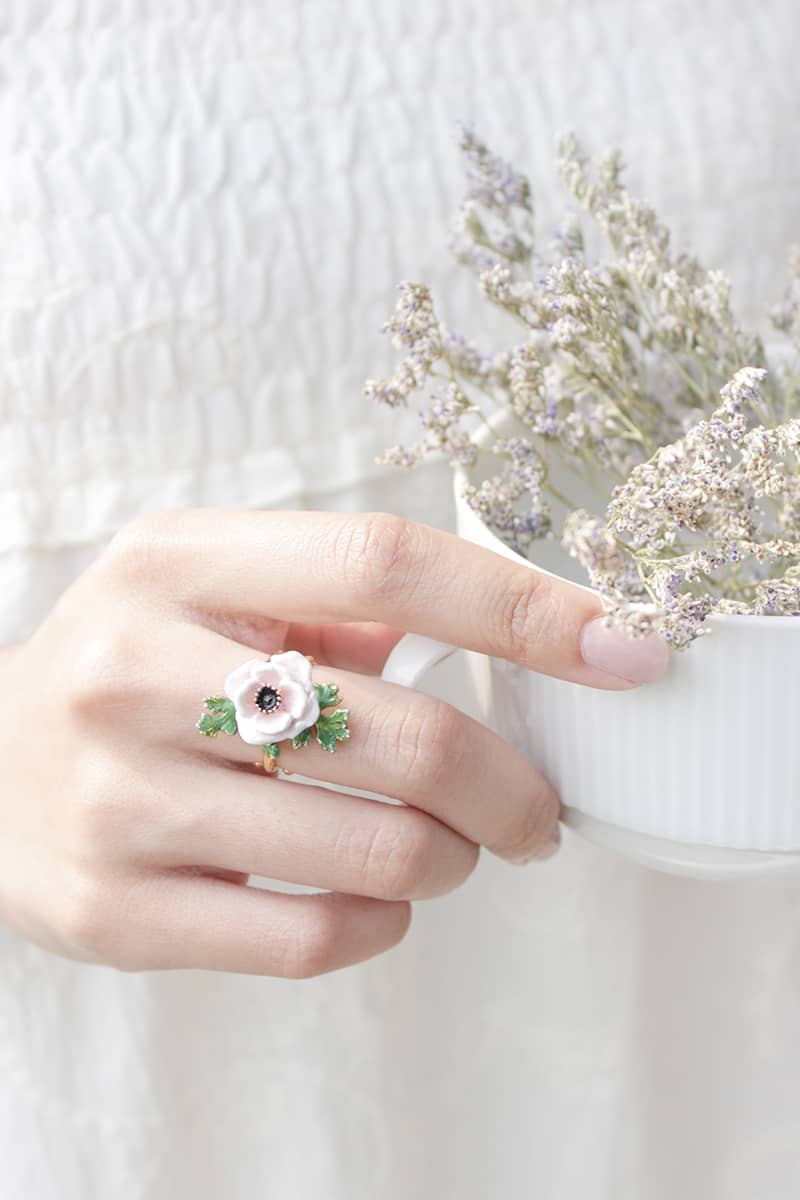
(454, 472), (800, 852)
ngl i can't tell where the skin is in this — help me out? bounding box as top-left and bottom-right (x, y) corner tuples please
(0, 508), (666, 978)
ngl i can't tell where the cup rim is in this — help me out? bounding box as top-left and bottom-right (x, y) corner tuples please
(452, 410), (800, 631)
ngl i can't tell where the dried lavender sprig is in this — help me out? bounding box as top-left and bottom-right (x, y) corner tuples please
(368, 130), (800, 647)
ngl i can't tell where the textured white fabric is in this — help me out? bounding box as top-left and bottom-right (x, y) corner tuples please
(2, 2), (800, 1197)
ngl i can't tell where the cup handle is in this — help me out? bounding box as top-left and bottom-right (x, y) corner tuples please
(381, 634), (458, 688)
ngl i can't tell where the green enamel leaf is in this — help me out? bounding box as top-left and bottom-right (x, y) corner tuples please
(292, 728), (313, 749)
(197, 697), (238, 737)
(314, 681), (340, 710)
(264, 742), (281, 758)
(315, 708), (350, 753)
(220, 712), (238, 736)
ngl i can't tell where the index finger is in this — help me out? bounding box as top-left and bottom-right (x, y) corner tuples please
(116, 508), (669, 689)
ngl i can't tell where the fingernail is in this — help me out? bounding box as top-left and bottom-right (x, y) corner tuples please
(580, 617), (670, 685)
(543, 821), (561, 859)
(511, 821), (561, 865)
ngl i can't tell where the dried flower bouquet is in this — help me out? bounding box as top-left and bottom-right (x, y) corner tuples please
(366, 129), (800, 648)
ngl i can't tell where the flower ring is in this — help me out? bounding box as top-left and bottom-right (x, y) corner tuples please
(196, 650), (350, 774)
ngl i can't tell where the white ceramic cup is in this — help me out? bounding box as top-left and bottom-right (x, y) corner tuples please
(381, 422), (800, 881)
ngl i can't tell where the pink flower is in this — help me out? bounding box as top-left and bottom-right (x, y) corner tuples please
(224, 651), (320, 746)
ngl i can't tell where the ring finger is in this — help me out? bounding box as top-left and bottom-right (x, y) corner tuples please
(174, 624), (561, 866)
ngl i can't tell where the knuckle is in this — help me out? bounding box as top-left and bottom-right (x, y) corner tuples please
(71, 754), (117, 818)
(330, 512), (421, 607)
(59, 867), (118, 961)
(494, 573), (550, 658)
(64, 618), (148, 721)
(103, 508), (190, 585)
(67, 755), (140, 856)
(104, 512), (165, 574)
(278, 906), (345, 979)
(361, 817), (435, 900)
(387, 696), (464, 793)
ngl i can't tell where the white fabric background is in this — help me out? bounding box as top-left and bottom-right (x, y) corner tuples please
(1, 2), (800, 1196)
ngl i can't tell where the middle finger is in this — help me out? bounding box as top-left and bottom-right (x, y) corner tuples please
(151, 763), (479, 900)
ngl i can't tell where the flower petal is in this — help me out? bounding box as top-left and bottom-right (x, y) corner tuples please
(230, 665), (285, 710)
(224, 659), (265, 702)
(292, 691), (320, 736)
(281, 705), (320, 741)
(251, 665), (284, 690)
(236, 685), (265, 720)
(236, 715), (274, 746)
(228, 653), (323, 747)
(252, 708), (293, 736)
(275, 681), (305, 718)
(269, 650), (313, 687)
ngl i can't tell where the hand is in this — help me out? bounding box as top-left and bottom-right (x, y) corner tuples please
(0, 510), (668, 977)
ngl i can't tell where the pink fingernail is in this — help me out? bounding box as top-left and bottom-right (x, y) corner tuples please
(580, 618), (670, 685)
(511, 822), (561, 865)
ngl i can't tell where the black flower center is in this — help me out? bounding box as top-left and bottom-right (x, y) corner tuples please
(255, 684), (282, 714)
